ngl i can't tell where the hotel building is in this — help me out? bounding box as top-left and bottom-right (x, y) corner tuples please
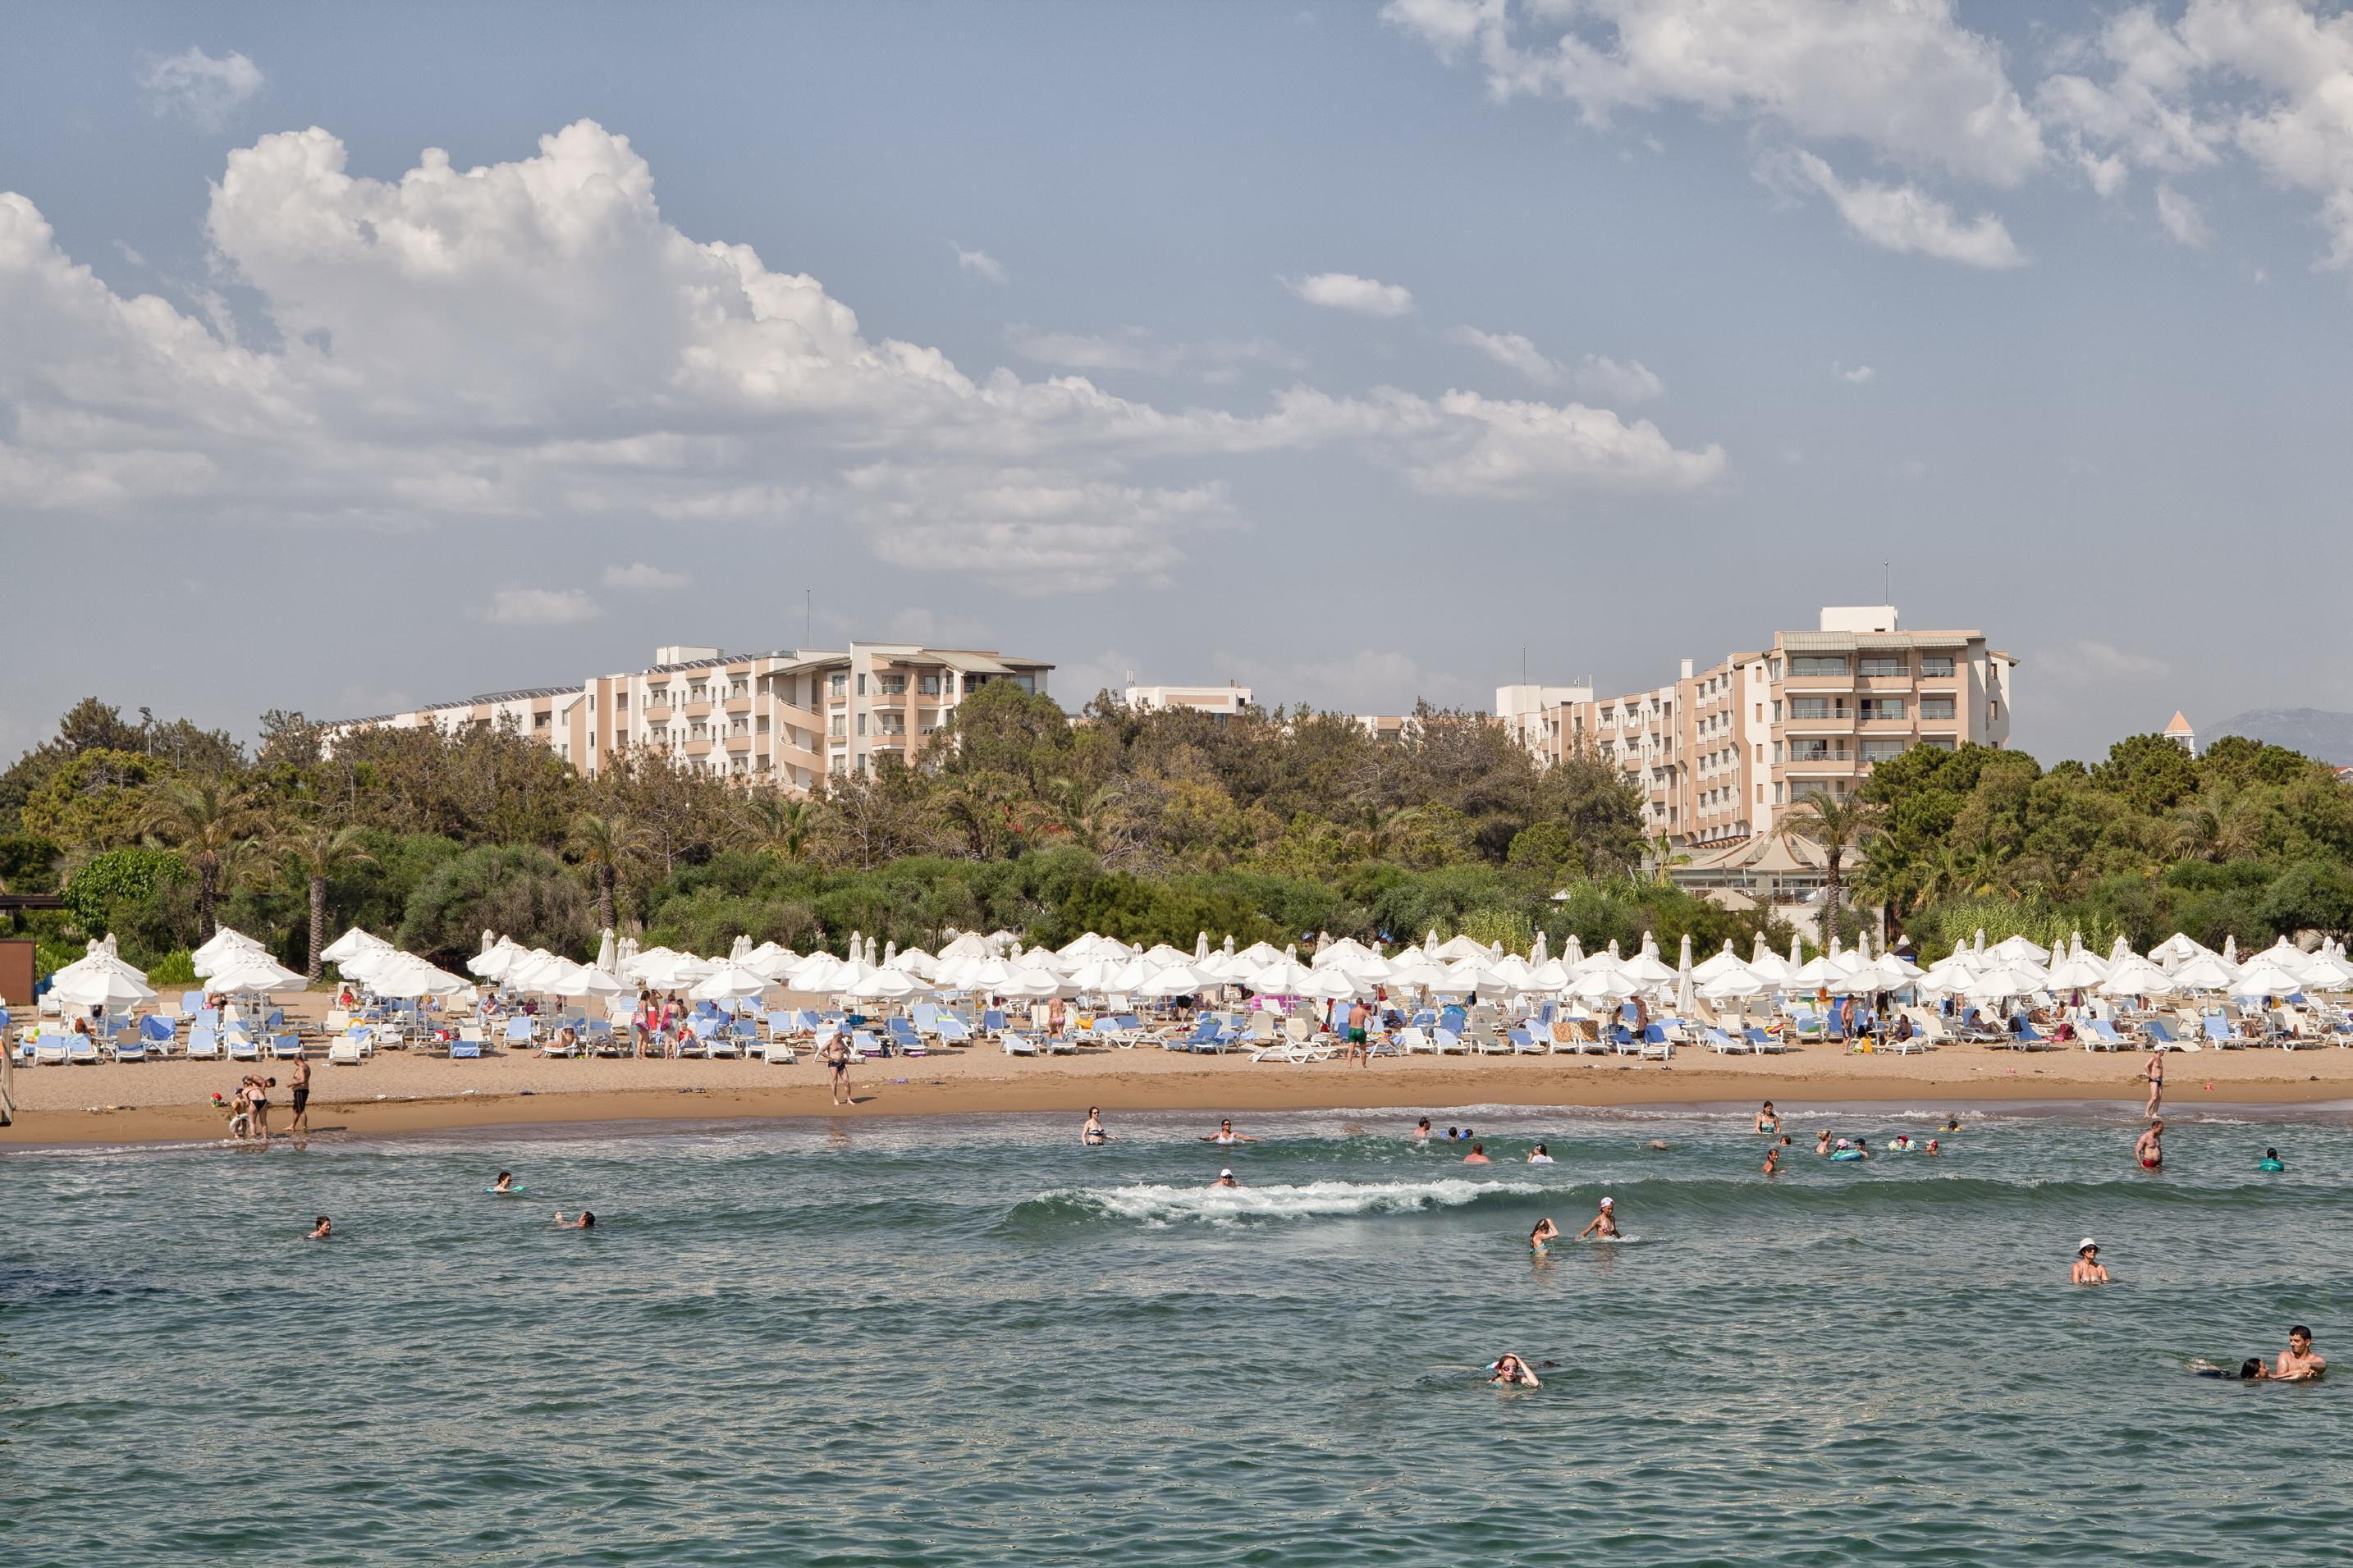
(1504, 606), (2015, 851)
(1122, 683), (1256, 720)
(323, 642), (1052, 792)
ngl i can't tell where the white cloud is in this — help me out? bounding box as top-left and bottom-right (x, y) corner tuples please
(1284, 271), (1414, 316)
(1223, 647), (1475, 714)
(1385, 0), (2045, 185)
(952, 243), (1007, 285)
(1774, 151), (2026, 267)
(1450, 326), (1558, 385)
(2154, 182), (2211, 247)
(0, 120), (1726, 591)
(846, 464), (1232, 592)
(137, 47), (265, 132)
(2041, 638), (2170, 683)
(1005, 327), (1302, 380)
(1569, 353), (1664, 403)
(601, 561), (690, 590)
(477, 587), (602, 626)
(1833, 361), (1875, 382)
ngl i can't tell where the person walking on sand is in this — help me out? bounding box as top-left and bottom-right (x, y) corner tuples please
(2135, 1119), (2164, 1172)
(1344, 999), (1372, 1067)
(821, 1030), (853, 1106)
(2140, 1049), (2164, 1118)
(287, 1054), (312, 1139)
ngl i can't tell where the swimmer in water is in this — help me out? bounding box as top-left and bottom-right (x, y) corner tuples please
(1211, 1168), (1240, 1189)
(2135, 1120), (2164, 1172)
(2258, 1147), (2284, 1173)
(1082, 1107), (1109, 1145)
(1413, 1117), (1431, 1145)
(554, 1210), (595, 1229)
(1527, 1142), (1554, 1164)
(2273, 1325), (2326, 1382)
(1644, 1139), (1669, 1153)
(1756, 1101), (1778, 1134)
(492, 1171), (515, 1192)
(1816, 1130), (1833, 1158)
(1924, 1139), (1940, 1156)
(1200, 1119), (1261, 1146)
(1576, 1196), (1620, 1240)
(1530, 1218), (1560, 1250)
(1490, 1353), (1540, 1387)
(1889, 1134), (1916, 1153)
(2071, 1239), (2110, 1285)
(2192, 1356), (2270, 1380)
(1762, 1145), (1781, 1177)
(1463, 1142), (1491, 1164)
(1940, 1115), (1962, 1133)
(1445, 1127), (1459, 1142)
(307, 1215), (332, 1241)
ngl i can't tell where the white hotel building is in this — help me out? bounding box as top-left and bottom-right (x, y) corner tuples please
(324, 642), (1052, 792)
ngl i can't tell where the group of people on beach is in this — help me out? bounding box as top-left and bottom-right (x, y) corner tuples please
(217, 1056), (312, 1143)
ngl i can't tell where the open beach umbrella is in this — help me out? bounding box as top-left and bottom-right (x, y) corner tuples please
(691, 962), (769, 1001)
(1247, 951), (1320, 994)
(2044, 951), (2109, 992)
(1139, 963), (1209, 999)
(1693, 939), (1748, 985)
(52, 963), (158, 1009)
(1298, 967), (1361, 1001)
(1963, 963), (2043, 1005)
(1988, 934), (2051, 965)
(467, 935), (524, 981)
(207, 951), (304, 993)
(191, 926), (267, 976)
(1000, 966), (1067, 999)
(1618, 948), (1676, 986)
(552, 962), (630, 999)
(2227, 961), (2305, 1000)
(1568, 967), (1638, 1003)
(2150, 932), (2209, 966)
(2295, 949), (2353, 990)
(2249, 938), (2314, 980)
(2098, 957), (2174, 998)
(2169, 953), (2236, 993)
(322, 926), (392, 966)
(365, 953), (471, 998)
(1385, 958), (1449, 993)
(848, 967), (918, 1002)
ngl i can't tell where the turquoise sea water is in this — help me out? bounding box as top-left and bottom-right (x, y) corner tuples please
(8, 1101), (2353, 1565)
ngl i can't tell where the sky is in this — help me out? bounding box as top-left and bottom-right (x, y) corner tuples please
(3, 0), (2351, 766)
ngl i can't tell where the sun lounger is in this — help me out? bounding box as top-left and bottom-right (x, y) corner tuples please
(2081, 1017), (2128, 1051)
(227, 1032), (260, 1063)
(1704, 1026), (1750, 1054)
(706, 1024), (744, 1060)
(65, 1031), (103, 1065)
(31, 1030), (71, 1066)
(1002, 1031), (1038, 1057)
(265, 1032), (304, 1060)
(2200, 1013), (2243, 1049)
(1638, 1024), (1673, 1061)
(449, 1030), (482, 1059)
(185, 1025), (222, 1062)
(110, 1031), (149, 1063)
(327, 1030), (366, 1065)
(1508, 1026), (1545, 1055)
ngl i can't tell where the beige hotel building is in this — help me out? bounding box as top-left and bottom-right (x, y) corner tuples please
(1500, 606), (2015, 851)
(323, 642), (1052, 793)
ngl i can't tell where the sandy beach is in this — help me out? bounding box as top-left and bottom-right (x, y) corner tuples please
(10, 1032), (2353, 1146)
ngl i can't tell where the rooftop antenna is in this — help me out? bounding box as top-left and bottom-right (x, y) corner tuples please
(1522, 644), (1528, 684)
(804, 588), (812, 650)
(1884, 560), (1891, 602)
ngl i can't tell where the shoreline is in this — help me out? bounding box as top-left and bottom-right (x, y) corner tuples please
(8, 1057), (2351, 1148)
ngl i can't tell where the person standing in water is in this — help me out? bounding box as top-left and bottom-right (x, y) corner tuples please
(492, 1171), (516, 1192)
(1412, 1118), (1432, 1146)
(1200, 1119), (1261, 1146)
(1576, 1197), (1619, 1239)
(1529, 1218), (1561, 1251)
(1756, 1101), (1778, 1135)
(2071, 1239), (2110, 1285)
(1463, 1143), (1491, 1164)
(1211, 1168), (1240, 1189)
(1815, 1129), (1833, 1158)
(1527, 1143), (1554, 1164)
(1489, 1353), (1540, 1387)
(2273, 1326), (2326, 1381)
(1082, 1108), (1110, 1145)
(307, 1215), (332, 1241)
(2259, 1148), (2285, 1173)
(1762, 1145), (1781, 1177)
(2135, 1120), (2164, 1172)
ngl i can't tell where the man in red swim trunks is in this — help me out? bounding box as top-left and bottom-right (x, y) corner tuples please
(2134, 1118), (2163, 1170)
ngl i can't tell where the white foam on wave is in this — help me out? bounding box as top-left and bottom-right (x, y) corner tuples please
(1073, 1177), (1550, 1225)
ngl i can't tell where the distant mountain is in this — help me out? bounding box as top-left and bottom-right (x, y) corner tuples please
(2210, 708), (2353, 766)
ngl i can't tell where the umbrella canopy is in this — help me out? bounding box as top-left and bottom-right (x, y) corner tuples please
(52, 964), (158, 1008)
(1384, 958), (1450, 991)
(321, 926), (391, 965)
(691, 962), (770, 1001)
(207, 952), (304, 993)
(2150, 932), (2209, 965)
(2296, 949), (2353, 990)
(1297, 967), (1361, 1000)
(2227, 961), (2305, 999)
(551, 962), (630, 999)
(1987, 934), (2051, 964)
(467, 936), (525, 980)
(1568, 967), (1638, 1003)
(365, 953), (472, 998)
(999, 966), (1068, 999)
(1139, 963), (1209, 998)
(1962, 963), (2044, 1003)
(848, 967), (919, 1001)
(1616, 949), (1676, 985)
(1247, 953), (1320, 994)
(2044, 953), (2109, 991)
(2098, 957), (2175, 997)
(191, 926), (268, 976)
(2169, 953), (2237, 991)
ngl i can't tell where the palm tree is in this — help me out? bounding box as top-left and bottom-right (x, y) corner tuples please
(1773, 789), (1886, 931)
(566, 811), (648, 933)
(139, 777), (263, 939)
(737, 790), (814, 863)
(273, 817), (377, 981)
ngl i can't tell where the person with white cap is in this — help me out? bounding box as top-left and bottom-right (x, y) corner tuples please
(1576, 1195), (1620, 1240)
(2071, 1239), (2111, 1286)
(1211, 1168), (1240, 1189)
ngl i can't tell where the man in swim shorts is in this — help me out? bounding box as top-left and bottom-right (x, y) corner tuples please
(820, 1031), (852, 1107)
(288, 1055), (312, 1139)
(2135, 1120), (2163, 1171)
(2140, 1048), (2164, 1118)
(2273, 1326), (2325, 1381)
(2071, 1239), (2109, 1285)
(1463, 1143), (1490, 1164)
(1576, 1196), (1619, 1239)
(1344, 999), (1371, 1067)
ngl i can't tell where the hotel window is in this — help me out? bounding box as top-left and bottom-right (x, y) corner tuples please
(690, 684), (706, 702)
(830, 716), (845, 738)
(855, 715), (867, 737)
(1859, 697), (1906, 720)
(588, 693), (596, 711)
(1756, 783), (1765, 803)
(1788, 739), (1843, 761)
(879, 674), (906, 695)
(1920, 656), (1956, 678)
(1858, 656), (1906, 679)
(1918, 697), (1956, 720)
(1771, 741), (1783, 763)
(830, 673), (848, 698)
(1788, 656), (1847, 676)
(615, 729), (628, 745)
(533, 712), (550, 729)
(1920, 736), (1957, 751)
(616, 693), (628, 709)
(918, 674), (941, 696)
(830, 755), (846, 776)
(856, 674), (867, 696)
(1789, 697), (1847, 720)
(1772, 782), (1784, 803)
(1861, 738), (1908, 761)
(1768, 657), (1783, 678)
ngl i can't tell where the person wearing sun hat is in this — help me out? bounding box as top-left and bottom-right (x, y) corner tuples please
(2071, 1239), (2111, 1286)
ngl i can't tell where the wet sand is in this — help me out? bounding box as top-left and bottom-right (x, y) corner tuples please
(8, 1037), (2351, 1146)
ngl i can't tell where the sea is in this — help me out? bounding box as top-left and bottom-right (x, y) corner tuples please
(7, 1100), (2353, 1565)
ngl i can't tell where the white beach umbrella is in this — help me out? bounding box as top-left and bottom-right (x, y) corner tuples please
(941, 930), (991, 961)
(691, 962), (770, 1001)
(1000, 966), (1067, 999)
(1568, 967), (1638, 1003)
(1527, 958), (1572, 993)
(2169, 953), (2237, 992)
(2044, 953), (2109, 992)
(1693, 939), (1748, 985)
(1139, 963), (1210, 998)
(1064, 957), (1124, 994)
(1298, 967), (1362, 1001)
(1617, 948), (1676, 985)
(634, 951), (714, 990)
(1963, 963), (2043, 1004)
(2098, 957), (2175, 998)
(785, 952), (849, 992)
(206, 952), (304, 993)
(1486, 953), (1538, 992)
(2295, 949), (2353, 990)
(2150, 932), (2209, 966)
(1430, 933), (1489, 962)
(322, 926), (391, 965)
(848, 967), (919, 1001)
(191, 926), (266, 976)
(552, 962), (630, 999)
(2250, 938), (2314, 980)
(1385, 958), (1450, 992)
(365, 953), (470, 998)
(467, 936), (524, 980)
(1247, 953), (1321, 994)
(2227, 961), (2305, 999)
(52, 964), (158, 1009)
